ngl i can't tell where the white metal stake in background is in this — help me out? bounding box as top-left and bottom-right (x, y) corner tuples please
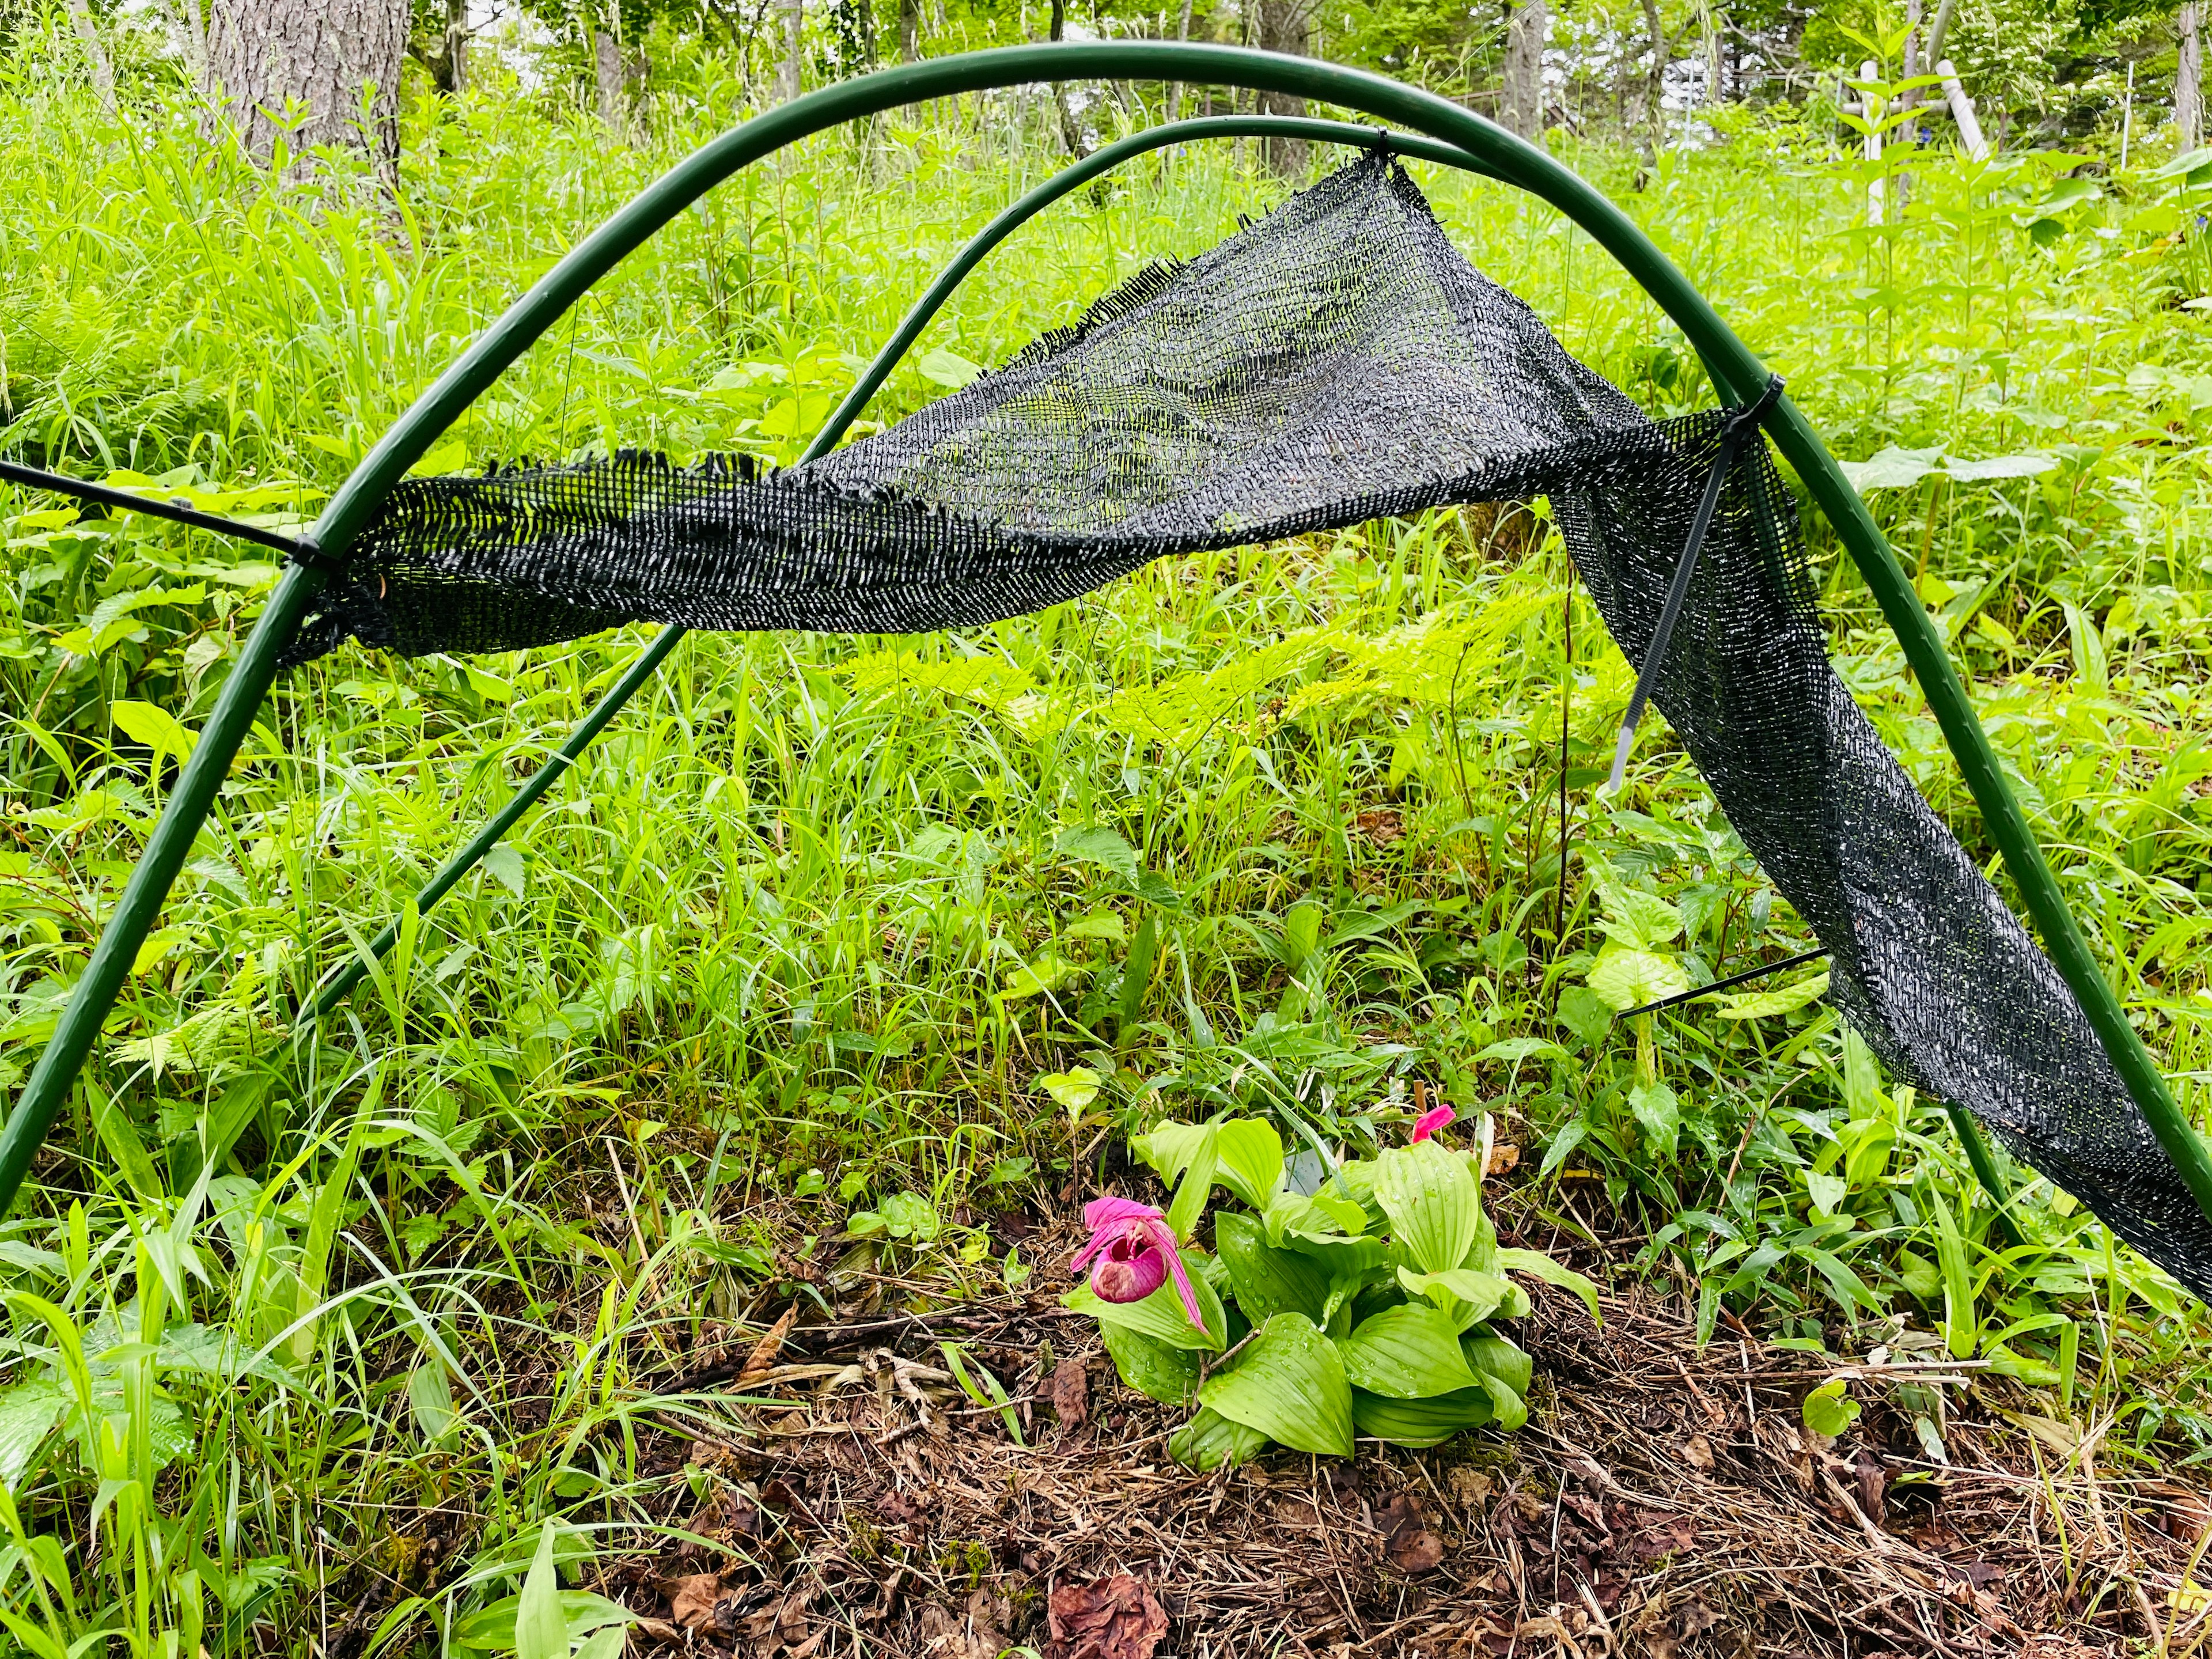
(2122, 59), (2136, 170)
(1939, 59), (1990, 160)
(1862, 60), (1884, 224)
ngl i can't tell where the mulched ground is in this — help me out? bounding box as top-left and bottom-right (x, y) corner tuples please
(565, 1205), (2212, 1659)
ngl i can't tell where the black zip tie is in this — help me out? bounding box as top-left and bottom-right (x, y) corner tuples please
(1604, 373), (1787, 794)
(1618, 944), (1828, 1020)
(0, 456), (330, 570)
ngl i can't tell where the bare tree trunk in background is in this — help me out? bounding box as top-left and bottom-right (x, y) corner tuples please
(2181, 3), (2205, 150)
(1255, 0), (1308, 174)
(173, 0), (209, 82)
(1164, 0), (1194, 124)
(778, 0), (805, 103)
(1501, 0), (1547, 141)
(1048, 0), (1089, 159)
(899, 0), (920, 61)
(594, 28), (625, 128)
(61, 0), (118, 116)
(205, 0), (411, 171)
(418, 0), (467, 94)
(1635, 0), (1666, 178)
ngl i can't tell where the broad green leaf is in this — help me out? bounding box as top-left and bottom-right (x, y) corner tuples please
(1198, 1313), (1354, 1455)
(1590, 874), (1683, 951)
(1132, 1120), (1211, 1184)
(1629, 1082), (1680, 1160)
(1715, 972), (1829, 1020)
(1396, 1266), (1520, 1325)
(1214, 1213), (1330, 1325)
(88, 1082), (164, 1203)
(1801, 1378), (1861, 1438)
(1038, 1067), (1102, 1113)
(1214, 1119), (1285, 1209)
(1002, 952), (1081, 998)
(1351, 1386), (1494, 1447)
(1586, 945), (1691, 1012)
(1370, 1141), (1480, 1275)
(1055, 824), (1139, 884)
(1476, 1036), (1569, 1064)
(1334, 1303), (1480, 1399)
(1463, 1332), (1533, 1398)
(1840, 445), (1941, 491)
(0, 1380), (66, 1487)
(1475, 1369), (1528, 1431)
(1065, 1251), (1227, 1352)
(1805, 1168), (1849, 1217)
(916, 347), (983, 388)
(1497, 1248), (1603, 1325)
(515, 1524), (567, 1659)
(109, 700), (198, 764)
(1943, 453), (2056, 482)
(453, 1593), (632, 1657)
(1164, 1126), (1218, 1245)
(1166, 1406), (1272, 1471)
(1100, 1322), (1200, 1405)
(482, 843), (527, 897)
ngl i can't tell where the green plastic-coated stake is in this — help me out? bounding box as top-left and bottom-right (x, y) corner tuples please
(302, 115), (1491, 1023)
(5, 43), (2203, 1234)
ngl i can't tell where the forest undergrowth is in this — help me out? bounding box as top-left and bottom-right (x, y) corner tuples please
(5, 39), (2212, 1657)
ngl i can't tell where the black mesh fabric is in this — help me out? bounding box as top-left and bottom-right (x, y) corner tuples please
(291, 151), (2212, 1299)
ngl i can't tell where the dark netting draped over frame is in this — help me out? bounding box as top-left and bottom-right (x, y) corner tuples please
(289, 152), (2212, 1299)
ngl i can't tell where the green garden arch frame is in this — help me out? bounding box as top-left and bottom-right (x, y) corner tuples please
(5, 44), (2208, 1237)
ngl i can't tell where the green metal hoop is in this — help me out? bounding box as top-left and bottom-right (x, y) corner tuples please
(3, 44), (2203, 1237)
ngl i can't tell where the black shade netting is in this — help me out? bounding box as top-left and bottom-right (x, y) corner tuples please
(290, 151), (2212, 1298)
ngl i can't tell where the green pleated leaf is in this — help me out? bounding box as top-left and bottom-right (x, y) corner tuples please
(1215, 1212), (1330, 1325)
(1167, 1406), (1274, 1471)
(1064, 1249), (1227, 1351)
(1463, 1331), (1533, 1399)
(1215, 1119), (1285, 1208)
(1396, 1265), (1516, 1326)
(1370, 1142), (1480, 1275)
(1351, 1386), (1495, 1448)
(1497, 1247), (1603, 1325)
(1198, 1313), (1353, 1456)
(1334, 1302), (1480, 1399)
(1164, 1125), (1219, 1244)
(1100, 1321), (1202, 1405)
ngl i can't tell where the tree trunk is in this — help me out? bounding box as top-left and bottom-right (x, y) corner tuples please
(899, 0), (920, 62)
(1255, 0), (1308, 175)
(205, 0), (411, 171)
(2182, 3), (2205, 150)
(1502, 0), (1547, 141)
(1048, 0), (1088, 159)
(61, 0), (118, 116)
(1636, 0), (1666, 172)
(1164, 0), (1194, 124)
(434, 0), (467, 94)
(778, 0), (805, 103)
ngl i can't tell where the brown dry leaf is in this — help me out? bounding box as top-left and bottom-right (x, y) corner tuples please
(1353, 807), (1404, 846)
(1448, 1467), (1495, 1509)
(1680, 1434), (1713, 1471)
(1046, 1574), (1169, 1659)
(661, 1571), (724, 1634)
(963, 1588), (1013, 1659)
(632, 1617), (683, 1643)
(1485, 1141), (1521, 1176)
(1376, 1493), (1446, 1574)
(1050, 1356), (1089, 1429)
(1679, 1600), (1721, 1635)
(738, 1304), (799, 1385)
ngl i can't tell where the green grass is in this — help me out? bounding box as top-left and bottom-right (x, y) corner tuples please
(5, 36), (2212, 1658)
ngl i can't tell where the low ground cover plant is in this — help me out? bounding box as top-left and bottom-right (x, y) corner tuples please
(1066, 1109), (1597, 1466)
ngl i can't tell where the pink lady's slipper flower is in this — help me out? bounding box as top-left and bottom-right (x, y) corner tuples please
(1070, 1196), (1205, 1328)
(1410, 1103), (1457, 1142)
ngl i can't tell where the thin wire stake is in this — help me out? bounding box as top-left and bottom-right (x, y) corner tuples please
(1604, 374), (1785, 794)
(1552, 563), (1574, 955)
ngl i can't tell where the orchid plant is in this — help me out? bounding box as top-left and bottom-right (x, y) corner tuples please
(1065, 1109), (1599, 1468)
